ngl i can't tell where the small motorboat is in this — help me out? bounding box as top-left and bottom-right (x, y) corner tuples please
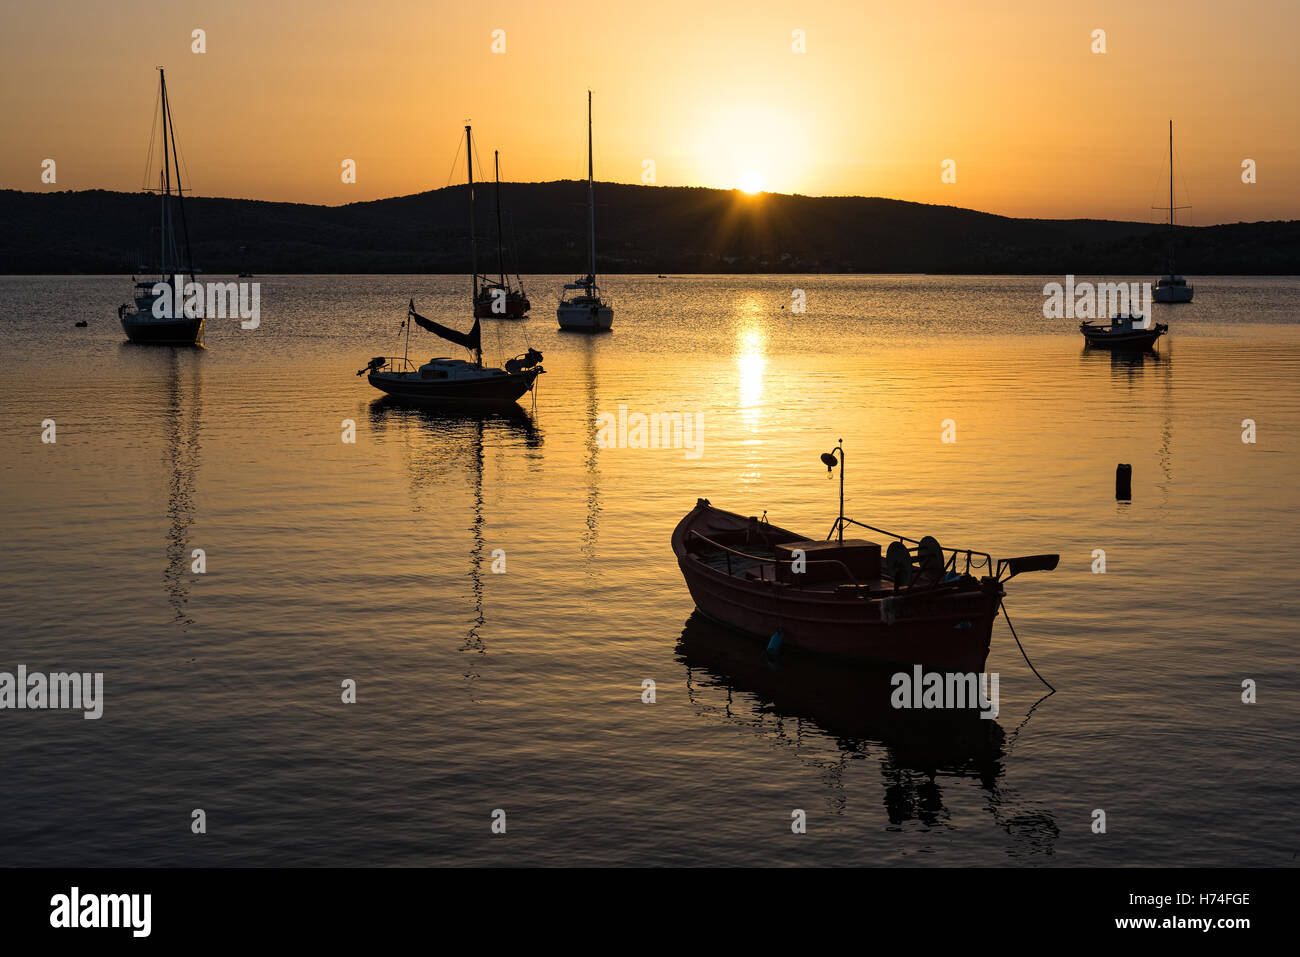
(1080, 313), (1168, 349)
(359, 300), (543, 408)
(672, 442), (1058, 672)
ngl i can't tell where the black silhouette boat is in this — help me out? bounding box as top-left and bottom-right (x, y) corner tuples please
(359, 300), (542, 407)
(1080, 313), (1168, 349)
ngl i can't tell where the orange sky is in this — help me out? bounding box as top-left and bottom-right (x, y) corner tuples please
(2, 0), (1297, 224)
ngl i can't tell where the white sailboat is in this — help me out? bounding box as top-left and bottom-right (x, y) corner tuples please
(557, 91), (614, 332)
(1152, 120), (1194, 304)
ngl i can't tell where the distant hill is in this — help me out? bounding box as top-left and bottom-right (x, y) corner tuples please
(1, 184), (1297, 274)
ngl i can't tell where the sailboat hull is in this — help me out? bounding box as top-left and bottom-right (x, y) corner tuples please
(557, 303), (613, 332)
(121, 314), (205, 345)
(1152, 284), (1194, 303)
(367, 368), (541, 407)
(474, 292), (531, 319)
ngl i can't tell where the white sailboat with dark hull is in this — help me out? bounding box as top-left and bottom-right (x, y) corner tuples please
(119, 68), (205, 346)
(1152, 120), (1194, 304)
(359, 301), (543, 407)
(557, 91), (613, 332)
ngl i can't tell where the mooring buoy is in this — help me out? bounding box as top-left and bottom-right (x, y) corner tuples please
(1116, 463), (1132, 500)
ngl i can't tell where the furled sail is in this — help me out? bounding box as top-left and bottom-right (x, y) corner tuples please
(408, 300), (480, 352)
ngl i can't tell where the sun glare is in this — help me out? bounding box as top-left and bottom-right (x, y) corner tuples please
(738, 170), (764, 194)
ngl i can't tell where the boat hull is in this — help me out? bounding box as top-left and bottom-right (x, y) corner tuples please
(120, 314), (205, 345)
(474, 292), (531, 319)
(557, 303), (613, 332)
(672, 503), (1001, 673)
(1153, 282), (1193, 303)
(1080, 322), (1168, 349)
(367, 367), (540, 407)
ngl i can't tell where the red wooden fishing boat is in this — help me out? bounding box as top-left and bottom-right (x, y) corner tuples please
(672, 442), (1058, 672)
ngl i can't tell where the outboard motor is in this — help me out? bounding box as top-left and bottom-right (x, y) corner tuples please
(356, 356), (386, 376)
(505, 348), (544, 375)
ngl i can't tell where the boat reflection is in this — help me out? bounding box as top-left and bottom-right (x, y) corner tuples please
(579, 337), (602, 569)
(676, 612), (1060, 852)
(161, 349), (203, 629)
(366, 397), (542, 461)
(677, 611), (1004, 769)
(1080, 340), (1168, 376)
(117, 342), (205, 629)
(367, 398), (541, 697)
(1081, 337), (1176, 500)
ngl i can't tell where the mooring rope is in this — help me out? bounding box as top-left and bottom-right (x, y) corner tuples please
(1000, 598), (1055, 693)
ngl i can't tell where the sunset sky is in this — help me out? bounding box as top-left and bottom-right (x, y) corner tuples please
(2, 0), (1297, 224)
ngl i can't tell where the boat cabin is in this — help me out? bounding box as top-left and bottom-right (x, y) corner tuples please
(416, 358), (506, 380)
(773, 539), (882, 584)
(1106, 313), (1147, 331)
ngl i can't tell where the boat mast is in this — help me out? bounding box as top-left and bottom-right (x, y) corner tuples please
(1167, 119), (1175, 276)
(160, 68), (195, 288)
(158, 168), (166, 282)
(586, 90), (595, 285)
(159, 69), (171, 284)
(494, 150), (506, 290)
(466, 124), (478, 297)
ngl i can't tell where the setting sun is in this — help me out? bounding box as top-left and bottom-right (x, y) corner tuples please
(739, 170), (764, 194)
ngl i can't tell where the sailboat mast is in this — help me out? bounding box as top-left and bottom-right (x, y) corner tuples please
(160, 70), (171, 283)
(494, 151), (506, 288)
(1167, 119), (1175, 274)
(586, 90), (595, 282)
(162, 69), (195, 285)
(158, 168), (166, 281)
(466, 125), (477, 295)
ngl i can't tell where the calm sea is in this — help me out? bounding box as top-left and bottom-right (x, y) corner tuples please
(1, 274), (1297, 866)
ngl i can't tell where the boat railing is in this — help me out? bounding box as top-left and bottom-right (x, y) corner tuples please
(378, 357), (418, 374)
(688, 530), (864, 594)
(827, 516), (995, 577)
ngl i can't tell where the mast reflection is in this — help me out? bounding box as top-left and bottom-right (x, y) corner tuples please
(368, 399), (541, 697)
